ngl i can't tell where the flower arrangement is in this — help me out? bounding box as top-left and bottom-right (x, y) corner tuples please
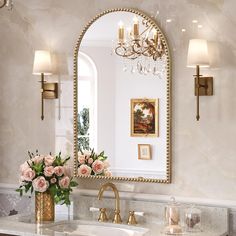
(77, 149), (111, 177)
(16, 151), (78, 205)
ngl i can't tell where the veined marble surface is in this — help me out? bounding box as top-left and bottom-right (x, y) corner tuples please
(0, 0), (236, 202)
(0, 214), (228, 236)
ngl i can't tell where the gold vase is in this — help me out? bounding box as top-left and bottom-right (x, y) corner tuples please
(35, 191), (55, 222)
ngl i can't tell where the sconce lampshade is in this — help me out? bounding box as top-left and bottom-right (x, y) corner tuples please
(33, 50), (52, 75)
(187, 39), (210, 68)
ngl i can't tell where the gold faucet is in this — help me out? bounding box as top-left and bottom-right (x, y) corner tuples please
(98, 182), (122, 224)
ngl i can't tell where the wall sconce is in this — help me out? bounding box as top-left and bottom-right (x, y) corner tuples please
(33, 50), (58, 120)
(187, 39), (213, 121)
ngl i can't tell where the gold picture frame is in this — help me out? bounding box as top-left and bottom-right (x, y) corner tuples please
(138, 144), (152, 160)
(131, 99), (159, 137)
(73, 8), (172, 183)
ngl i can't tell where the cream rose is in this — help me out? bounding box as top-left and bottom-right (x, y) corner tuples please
(20, 161), (30, 173)
(63, 166), (72, 178)
(78, 155), (85, 164)
(84, 150), (91, 159)
(54, 166), (64, 176)
(32, 155), (44, 164)
(22, 168), (35, 182)
(92, 160), (104, 174)
(44, 166), (54, 177)
(78, 164), (92, 176)
(104, 169), (112, 177)
(103, 160), (110, 169)
(44, 155), (55, 166)
(32, 176), (49, 192)
(59, 176), (70, 189)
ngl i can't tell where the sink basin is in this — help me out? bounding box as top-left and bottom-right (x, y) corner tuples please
(44, 220), (150, 236)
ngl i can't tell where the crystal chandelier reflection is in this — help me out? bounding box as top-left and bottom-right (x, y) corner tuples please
(114, 15), (167, 76)
(0, 0), (13, 10)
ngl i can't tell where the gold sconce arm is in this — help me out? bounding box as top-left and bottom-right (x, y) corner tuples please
(40, 73), (45, 120)
(40, 73), (58, 120)
(194, 65), (213, 121)
(195, 65), (200, 121)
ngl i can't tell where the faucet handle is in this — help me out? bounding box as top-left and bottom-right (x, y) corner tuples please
(127, 211), (137, 225)
(127, 211), (145, 225)
(98, 208), (108, 222)
(113, 209), (122, 224)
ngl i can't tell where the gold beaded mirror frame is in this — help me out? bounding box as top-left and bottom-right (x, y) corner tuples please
(73, 8), (171, 183)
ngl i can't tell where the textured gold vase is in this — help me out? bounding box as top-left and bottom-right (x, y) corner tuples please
(35, 191), (55, 222)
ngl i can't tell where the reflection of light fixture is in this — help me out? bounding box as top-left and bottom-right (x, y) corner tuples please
(0, 0), (13, 10)
(187, 39), (213, 121)
(115, 15), (166, 75)
(33, 50), (58, 120)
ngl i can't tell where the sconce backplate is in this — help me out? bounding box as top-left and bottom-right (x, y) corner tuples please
(43, 83), (58, 99)
(195, 77), (213, 96)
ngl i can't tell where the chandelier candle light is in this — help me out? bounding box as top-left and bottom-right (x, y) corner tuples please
(115, 15), (166, 76)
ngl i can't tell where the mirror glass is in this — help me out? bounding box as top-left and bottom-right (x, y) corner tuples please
(74, 9), (171, 183)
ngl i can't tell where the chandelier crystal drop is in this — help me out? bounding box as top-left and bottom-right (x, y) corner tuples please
(114, 15), (166, 76)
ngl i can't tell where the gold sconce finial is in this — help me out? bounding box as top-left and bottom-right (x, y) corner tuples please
(187, 39), (213, 121)
(32, 50), (58, 120)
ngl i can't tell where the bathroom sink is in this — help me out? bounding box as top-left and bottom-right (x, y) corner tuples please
(44, 220), (150, 236)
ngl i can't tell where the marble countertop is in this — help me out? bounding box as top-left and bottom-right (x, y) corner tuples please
(0, 214), (228, 236)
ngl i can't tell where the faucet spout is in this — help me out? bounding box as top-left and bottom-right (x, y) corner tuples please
(98, 182), (122, 223)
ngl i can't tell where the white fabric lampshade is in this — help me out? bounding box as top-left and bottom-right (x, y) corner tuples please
(187, 39), (210, 68)
(33, 50), (52, 75)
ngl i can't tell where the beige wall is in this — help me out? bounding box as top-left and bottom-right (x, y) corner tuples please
(0, 0), (236, 201)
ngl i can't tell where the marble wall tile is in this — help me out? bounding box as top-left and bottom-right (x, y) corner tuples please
(0, 0), (236, 220)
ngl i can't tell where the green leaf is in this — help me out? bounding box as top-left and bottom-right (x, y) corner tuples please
(49, 184), (57, 196)
(70, 181), (78, 187)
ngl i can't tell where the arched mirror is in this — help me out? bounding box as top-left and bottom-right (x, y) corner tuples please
(73, 8), (171, 183)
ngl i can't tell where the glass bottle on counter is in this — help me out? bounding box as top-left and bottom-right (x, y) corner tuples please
(185, 205), (202, 232)
(164, 197), (183, 234)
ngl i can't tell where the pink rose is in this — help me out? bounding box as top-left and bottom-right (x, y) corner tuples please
(63, 166), (72, 178)
(20, 161), (30, 173)
(54, 166), (64, 176)
(22, 168), (36, 182)
(32, 155), (44, 164)
(32, 176), (49, 192)
(78, 155), (85, 164)
(78, 164), (92, 176)
(92, 160), (104, 174)
(50, 177), (57, 184)
(44, 155), (55, 166)
(88, 158), (93, 164)
(44, 166), (54, 177)
(59, 176), (70, 189)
